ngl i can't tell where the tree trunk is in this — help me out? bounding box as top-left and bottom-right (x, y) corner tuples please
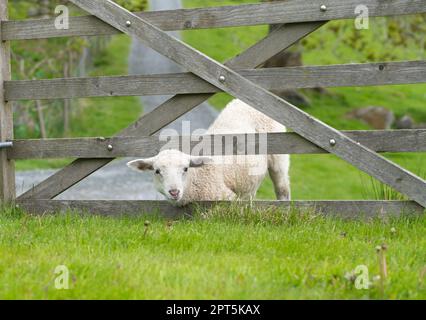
(35, 100), (47, 139)
(63, 53), (71, 136)
(40, 0), (50, 18)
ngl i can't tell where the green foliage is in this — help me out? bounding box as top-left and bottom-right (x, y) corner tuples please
(302, 16), (426, 64)
(16, 35), (142, 171)
(9, 1), (147, 139)
(115, 0), (148, 11)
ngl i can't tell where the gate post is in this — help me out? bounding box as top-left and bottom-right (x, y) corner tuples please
(0, 0), (16, 203)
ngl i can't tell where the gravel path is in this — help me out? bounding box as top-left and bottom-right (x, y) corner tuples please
(16, 0), (218, 200)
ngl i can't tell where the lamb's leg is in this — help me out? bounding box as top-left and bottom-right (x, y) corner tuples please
(268, 154), (291, 200)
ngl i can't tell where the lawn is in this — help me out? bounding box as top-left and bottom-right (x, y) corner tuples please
(0, 206), (425, 299)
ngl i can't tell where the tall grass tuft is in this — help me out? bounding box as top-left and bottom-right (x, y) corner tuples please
(361, 169), (425, 201)
(192, 201), (324, 227)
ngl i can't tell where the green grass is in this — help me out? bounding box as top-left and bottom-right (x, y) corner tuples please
(0, 206), (424, 299)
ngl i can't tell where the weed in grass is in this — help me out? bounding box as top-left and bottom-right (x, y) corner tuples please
(376, 244), (388, 297)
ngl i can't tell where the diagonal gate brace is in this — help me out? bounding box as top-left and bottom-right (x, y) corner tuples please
(66, 0), (426, 207)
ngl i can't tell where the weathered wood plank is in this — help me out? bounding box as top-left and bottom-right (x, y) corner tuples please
(16, 200), (425, 219)
(7, 60), (426, 100)
(0, 1), (15, 202)
(67, 0), (426, 207)
(3, 0), (426, 40)
(18, 22), (325, 200)
(9, 130), (426, 159)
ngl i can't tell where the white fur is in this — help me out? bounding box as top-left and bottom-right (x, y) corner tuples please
(128, 99), (290, 205)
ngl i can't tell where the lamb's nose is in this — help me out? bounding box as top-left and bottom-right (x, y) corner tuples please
(169, 189), (180, 198)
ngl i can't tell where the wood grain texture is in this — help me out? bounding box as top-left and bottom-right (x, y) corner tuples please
(9, 130), (426, 159)
(66, 0), (426, 207)
(0, 1), (15, 202)
(18, 22), (324, 200)
(16, 200), (425, 219)
(3, 0), (426, 40)
(6, 60), (426, 100)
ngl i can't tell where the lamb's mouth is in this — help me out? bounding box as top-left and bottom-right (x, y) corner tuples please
(167, 195), (183, 203)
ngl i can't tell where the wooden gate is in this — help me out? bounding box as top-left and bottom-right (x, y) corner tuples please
(1, 0), (426, 217)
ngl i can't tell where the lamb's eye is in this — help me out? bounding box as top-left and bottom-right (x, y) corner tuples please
(183, 167), (188, 173)
(155, 169), (161, 175)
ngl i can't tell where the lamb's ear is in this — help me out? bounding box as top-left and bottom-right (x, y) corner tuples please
(190, 156), (213, 168)
(127, 158), (155, 171)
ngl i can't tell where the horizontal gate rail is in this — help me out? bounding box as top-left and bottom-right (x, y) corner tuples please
(3, 0), (426, 40)
(16, 200), (425, 218)
(9, 130), (426, 159)
(6, 60), (426, 101)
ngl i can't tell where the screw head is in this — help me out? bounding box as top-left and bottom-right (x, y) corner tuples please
(219, 75), (226, 83)
(126, 20), (132, 27)
(107, 144), (113, 151)
(329, 139), (336, 146)
(320, 4), (327, 12)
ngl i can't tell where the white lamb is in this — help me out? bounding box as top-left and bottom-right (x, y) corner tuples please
(127, 99), (290, 206)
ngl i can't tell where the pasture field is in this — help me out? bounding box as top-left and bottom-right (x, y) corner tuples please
(4, 0), (425, 301)
(0, 206), (425, 300)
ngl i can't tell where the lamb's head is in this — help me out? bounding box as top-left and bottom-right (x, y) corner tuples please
(127, 149), (211, 204)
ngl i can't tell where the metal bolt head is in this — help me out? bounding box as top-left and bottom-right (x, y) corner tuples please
(219, 75), (226, 83)
(107, 144), (113, 151)
(329, 139), (336, 146)
(320, 4), (327, 12)
(126, 20), (132, 27)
